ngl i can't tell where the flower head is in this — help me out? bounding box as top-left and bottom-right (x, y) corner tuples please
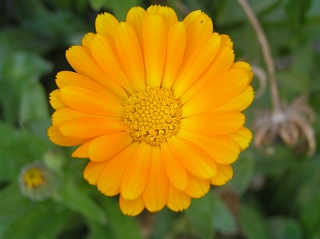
(19, 161), (57, 201)
(48, 5), (254, 216)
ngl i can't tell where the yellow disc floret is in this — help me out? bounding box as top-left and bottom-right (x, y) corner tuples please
(123, 86), (182, 146)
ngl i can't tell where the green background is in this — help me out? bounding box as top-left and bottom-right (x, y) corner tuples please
(1, 0), (320, 238)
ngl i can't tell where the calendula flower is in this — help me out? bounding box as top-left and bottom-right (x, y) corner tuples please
(48, 5), (254, 216)
(19, 161), (57, 201)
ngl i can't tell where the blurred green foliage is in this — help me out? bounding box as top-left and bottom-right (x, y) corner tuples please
(1, 0), (320, 238)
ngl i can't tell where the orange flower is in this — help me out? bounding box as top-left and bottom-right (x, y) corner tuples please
(48, 5), (254, 216)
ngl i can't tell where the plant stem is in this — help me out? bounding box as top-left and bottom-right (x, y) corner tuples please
(237, 0), (281, 114)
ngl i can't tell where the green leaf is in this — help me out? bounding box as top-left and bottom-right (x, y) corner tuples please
(300, 193), (320, 238)
(19, 82), (50, 126)
(0, 121), (51, 181)
(89, 0), (107, 11)
(150, 208), (176, 239)
(58, 177), (107, 224)
(211, 192), (237, 234)
(1, 197), (72, 239)
(100, 197), (143, 239)
(108, 0), (140, 21)
(239, 204), (271, 239)
(186, 194), (215, 239)
(268, 217), (303, 239)
(227, 152), (255, 195)
(0, 52), (52, 124)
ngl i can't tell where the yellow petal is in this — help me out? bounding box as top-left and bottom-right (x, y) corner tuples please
(167, 136), (216, 179)
(59, 117), (123, 138)
(167, 182), (191, 212)
(72, 140), (92, 158)
(229, 127), (252, 151)
(160, 142), (187, 191)
(88, 132), (133, 161)
(180, 112), (245, 135)
(60, 86), (123, 116)
(142, 15), (166, 87)
(81, 33), (95, 48)
(119, 194), (145, 216)
(184, 13), (213, 60)
(49, 90), (67, 110)
(182, 69), (250, 117)
(155, 6), (178, 29)
(220, 34), (233, 48)
(183, 10), (202, 28)
(115, 22), (145, 91)
(211, 164), (233, 186)
(95, 12), (119, 37)
(161, 22), (186, 89)
(98, 143), (139, 196)
(52, 107), (91, 126)
(126, 6), (147, 42)
(214, 86), (254, 112)
(180, 45), (234, 104)
(231, 61), (253, 83)
(66, 46), (127, 102)
(185, 174), (210, 198)
(121, 142), (152, 200)
(173, 33), (221, 98)
(146, 5), (162, 14)
(84, 160), (110, 185)
(56, 71), (114, 98)
(90, 34), (134, 93)
(142, 147), (168, 212)
(178, 129), (240, 164)
(47, 125), (86, 146)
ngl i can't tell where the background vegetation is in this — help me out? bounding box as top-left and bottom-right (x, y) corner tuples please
(1, 0), (320, 238)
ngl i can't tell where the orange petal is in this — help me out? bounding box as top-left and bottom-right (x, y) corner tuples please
(173, 33), (221, 98)
(160, 142), (187, 191)
(231, 61), (253, 83)
(47, 125), (86, 146)
(178, 129), (240, 164)
(180, 112), (245, 135)
(185, 174), (210, 198)
(83, 160), (110, 185)
(97, 143), (139, 196)
(229, 127), (252, 151)
(146, 5), (162, 14)
(214, 86), (254, 112)
(56, 71), (114, 98)
(184, 13), (213, 60)
(142, 147), (168, 212)
(182, 69), (250, 117)
(180, 45), (234, 104)
(60, 86), (123, 116)
(49, 90), (67, 110)
(126, 6), (147, 42)
(81, 33), (95, 48)
(183, 10), (203, 28)
(142, 15), (166, 87)
(167, 182), (191, 212)
(119, 194), (145, 216)
(52, 107), (91, 126)
(210, 164), (233, 186)
(155, 6), (178, 29)
(121, 142), (152, 200)
(72, 140), (92, 158)
(66, 46), (127, 102)
(90, 34), (134, 92)
(115, 22), (145, 91)
(95, 12), (119, 37)
(167, 136), (216, 179)
(59, 117), (123, 138)
(161, 22), (186, 89)
(88, 132), (133, 161)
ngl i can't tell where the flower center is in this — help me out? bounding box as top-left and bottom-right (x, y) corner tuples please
(122, 86), (182, 146)
(23, 167), (46, 189)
